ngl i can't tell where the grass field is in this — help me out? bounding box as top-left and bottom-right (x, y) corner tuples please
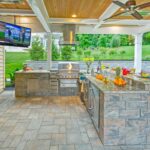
(5, 52), (30, 78)
(63, 45), (150, 61)
(5, 45), (150, 79)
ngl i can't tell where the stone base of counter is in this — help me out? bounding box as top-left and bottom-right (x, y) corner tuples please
(15, 72), (59, 97)
(101, 92), (150, 146)
(15, 71), (79, 97)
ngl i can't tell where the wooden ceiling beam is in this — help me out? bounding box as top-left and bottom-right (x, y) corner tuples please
(103, 19), (150, 26)
(48, 18), (98, 25)
(0, 8), (35, 16)
(27, 0), (51, 32)
(138, 24), (150, 34)
(95, 0), (128, 29)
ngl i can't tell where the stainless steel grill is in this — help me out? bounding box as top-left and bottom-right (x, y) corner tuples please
(58, 62), (79, 79)
(58, 62), (79, 96)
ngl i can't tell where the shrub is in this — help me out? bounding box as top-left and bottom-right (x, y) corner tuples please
(29, 36), (45, 60)
(93, 54), (99, 60)
(52, 40), (59, 60)
(61, 46), (72, 60)
(120, 50), (126, 55)
(76, 48), (83, 60)
(84, 50), (91, 57)
(111, 35), (121, 47)
(109, 50), (117, 55)
(100, 47), (107, 55)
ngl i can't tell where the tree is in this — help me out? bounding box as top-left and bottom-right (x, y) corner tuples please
(143, 32), (150, 45)
(76, 48), (83, 60)
(52, 40), (59, 60)
(97, 35), (107, 47)
(61, 46), (72, 60)
(128, 35), (134, 46)
(111, 35), (121, 47)
(120, 35), (128, 46)
(29, 36), (45, 60)
(76, 34), (92, 48)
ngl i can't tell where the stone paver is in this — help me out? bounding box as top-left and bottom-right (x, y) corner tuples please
(0, 90), (148, 150)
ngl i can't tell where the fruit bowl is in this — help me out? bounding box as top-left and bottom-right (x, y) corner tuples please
(114, 77), (126, 86)
(96, 74), (104, 80)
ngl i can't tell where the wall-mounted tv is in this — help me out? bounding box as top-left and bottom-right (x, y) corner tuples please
(0, 21), (31, 47)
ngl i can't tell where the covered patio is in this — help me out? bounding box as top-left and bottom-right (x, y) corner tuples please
(0, 0), (150, 150)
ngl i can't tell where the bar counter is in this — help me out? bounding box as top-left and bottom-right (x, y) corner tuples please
(103, 69), (150, 91)
(84, 75), (150, 146)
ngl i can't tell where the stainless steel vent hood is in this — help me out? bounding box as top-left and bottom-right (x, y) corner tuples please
(59, 24), (79, 46)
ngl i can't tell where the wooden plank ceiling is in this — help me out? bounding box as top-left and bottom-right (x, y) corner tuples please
(43, 0), (112, 19)
(0, 0), (31, 10)
(112, 0), (150, 20)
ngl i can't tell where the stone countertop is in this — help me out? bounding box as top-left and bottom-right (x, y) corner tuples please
(86, 75), (149, 94)
(125, 74), (150, 85)
(103, 69), (150, 85)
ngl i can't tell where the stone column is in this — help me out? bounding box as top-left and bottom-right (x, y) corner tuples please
(46, 33), (52, 70)
(134, 33), (143, 74)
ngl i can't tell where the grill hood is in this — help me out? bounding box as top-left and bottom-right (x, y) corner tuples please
(59, 24), (79, 46)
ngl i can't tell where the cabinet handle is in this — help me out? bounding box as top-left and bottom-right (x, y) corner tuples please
(88, 88), (94, 110)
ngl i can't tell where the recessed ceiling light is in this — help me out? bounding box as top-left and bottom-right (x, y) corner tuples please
(120, 8), (125, 11)
(72, 14), (77, 18)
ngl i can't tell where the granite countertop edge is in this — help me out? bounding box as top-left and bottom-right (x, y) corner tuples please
(86, 76), (149, 94)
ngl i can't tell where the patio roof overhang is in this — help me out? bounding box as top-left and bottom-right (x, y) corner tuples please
(0, 0), (149, 73)
(0, 0), (150, 34)
(25, 0), (150, 34)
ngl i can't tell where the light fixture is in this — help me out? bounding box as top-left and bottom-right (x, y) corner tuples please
(120, 8), (125, 11)
(72, 14), (77, 18)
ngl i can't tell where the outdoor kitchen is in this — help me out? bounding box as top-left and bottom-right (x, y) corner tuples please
(14, 20), (150, 148)
(15, 59), (150, 146)
(0, 0), (150, 149)
(15, 62), (80, 97)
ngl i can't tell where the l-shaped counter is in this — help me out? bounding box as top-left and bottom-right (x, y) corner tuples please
(15, 70), (150, 146)
(84, 76), (150, 146)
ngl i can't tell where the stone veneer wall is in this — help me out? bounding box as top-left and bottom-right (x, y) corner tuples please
(101, 92), (150, 146)
(15, 72), (59, 97)
(26, 60), (150, 72)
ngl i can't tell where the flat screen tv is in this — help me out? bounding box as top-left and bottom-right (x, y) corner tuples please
(0, 21), (31, 47)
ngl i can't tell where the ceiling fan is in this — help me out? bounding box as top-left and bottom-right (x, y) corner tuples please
(104, 0), (150, 21)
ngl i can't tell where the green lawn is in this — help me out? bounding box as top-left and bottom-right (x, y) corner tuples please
(58, 45), (149, 61)
(5, 52), (30, 78)
(5, 45), (150, 79)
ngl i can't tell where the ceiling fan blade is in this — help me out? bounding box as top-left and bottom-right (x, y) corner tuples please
(135, 2), (150, 10)
(131, 10), (143, 19)
(104, 11), (127, 21)
(113, 1), (127, 9)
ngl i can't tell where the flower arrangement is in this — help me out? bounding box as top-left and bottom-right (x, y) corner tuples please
(83, 57), (94, 74)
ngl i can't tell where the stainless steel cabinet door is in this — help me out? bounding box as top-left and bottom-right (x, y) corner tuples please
(90, 83), (100, 131)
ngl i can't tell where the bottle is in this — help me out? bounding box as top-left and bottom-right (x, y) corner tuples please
(91, 68), (94, 76)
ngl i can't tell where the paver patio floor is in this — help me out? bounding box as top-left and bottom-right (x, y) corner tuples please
(0, 89), (149, 150)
